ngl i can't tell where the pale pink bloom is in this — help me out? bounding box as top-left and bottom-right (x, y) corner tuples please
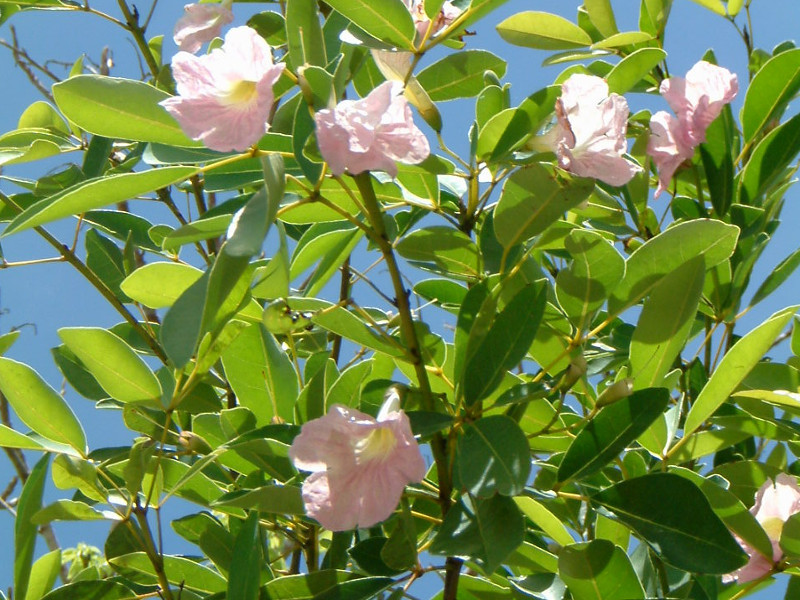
(289, 391), (427, 531)
(403, 0), (460, 40)
(724, 474), (800, 583)
(648, 61), (738, 197)
(552, 74), (642, 187)
(173, 2), (234, 54)
(315, 81), (430, 176)
(648, 111), (695, 198)
(161, 27), (285, 152)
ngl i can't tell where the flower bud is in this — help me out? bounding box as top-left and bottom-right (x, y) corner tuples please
(596, 378), (633, 407)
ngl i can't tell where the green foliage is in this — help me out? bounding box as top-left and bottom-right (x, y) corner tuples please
(0, 1), (799, 599)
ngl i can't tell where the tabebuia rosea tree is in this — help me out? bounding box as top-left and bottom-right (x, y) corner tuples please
(3, 0), (800, 598)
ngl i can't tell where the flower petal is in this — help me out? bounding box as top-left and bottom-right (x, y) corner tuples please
(290, 398), (426, 531)
(553, 74), (640, 187)
(161, 26), (283, 152)
(647, 111), (694, 198)
(315, 81), (429, 176)
(173, 3), (234, 54)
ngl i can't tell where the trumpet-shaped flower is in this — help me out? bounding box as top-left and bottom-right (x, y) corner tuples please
(552, 74), (642, 187)
(725, 474), (800, 583)
(648, 60), (738, 197)
(314, 81), (430, 177)
(161, 27), (285, 152)
(173, 2), (234, 54)
(289, 392), (426, 531)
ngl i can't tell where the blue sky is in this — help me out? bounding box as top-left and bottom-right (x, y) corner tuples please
(1, 0), (800, 597)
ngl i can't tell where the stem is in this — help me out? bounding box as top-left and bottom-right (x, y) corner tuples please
(116, 0), (161, 80)
(352, 172), (460, 598)
(330, 256), (351, 364)
(133, 505), (175, 600)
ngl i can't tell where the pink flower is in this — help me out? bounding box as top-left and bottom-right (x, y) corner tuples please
(161, 27), (285, 152)
(289, 391), (427, 531)
(648, 61), (738, 197)
(314, 81), (430, 176)
(403, 0), (460, 41)
(647, 111), (695, 198)
(552, 74), (642, 187)
(725, 474), (800, 583)
(173, 2), (234, 54)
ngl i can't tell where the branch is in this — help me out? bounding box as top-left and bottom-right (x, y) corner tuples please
(352, 172), (461, 599)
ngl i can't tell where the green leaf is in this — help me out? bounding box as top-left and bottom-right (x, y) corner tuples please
(395, 226), (481, 279)
(493, 164), (594, 250)
(85, 229), (128, 301)
(52, 455), (105, 502)
(686, 0), (726, 15)
(120, 262), (203, 309)
(24, 549), (61, 600)
(221, 324), (297, 425)
(4, 166), (197, 236)
(285, 297), (405, 358)
(172, 513), (234, 576)
(669, 467), (773, 561)
(584, 0), (619, 37)
(0, 330), (20, 356)
(228, 512), (261, 600)
(83, 209), (160, 252)
(161, 214), (231, 251)
(456, 415), (531, 497)
(681, 305), (797, 440)
(699, 102), (736, 216)
(463, 283), (546, 404)
(290, 222), (364, 296)
(15, 455), (49, 600)
(727, 0), (744, 16)
(262, 571), (393, 600)
(417, 50), (507, 101)
(558, 388), (670, 482)
(555, 229), (625, 331)
(381, 503), (417, 570)
(592, 473), (748, 573)
(476, 107), (533, 161)
(160, 271), (208, 368)
(324, 0), (416, 50)
(515, 496), (575, 547)
(0, 358), (86, 452)
(0, 128), (76, 167)
(58, 328), (161, 405)
(740, 112), (800, 205)
(350, 538), (404, 576)
(606, 48), (666, 94)
(608, 219), (739, 314)
(496, 11), (593, 50)
(559, 540), (645, 600)
(591, 31), (653, 49)
(742, 48), (800, 141)
(630, 256), (705, 389)
(18, 100), (69, 134)
(430, 495), (524, 572)
(53, 75), (199, 146)
(109, 552), (227, 593)
(32, 499), (108, 524)
(286, 0), (326, 68)
(40, 582), (134, 600)
(750, 247), (800, 307)
(0, 424), (46, 451)
(213, 485), (304, 515)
